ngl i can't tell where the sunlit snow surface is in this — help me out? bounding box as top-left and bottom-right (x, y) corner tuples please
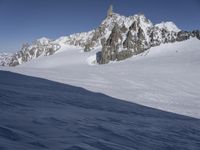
(0, 38), (200, 149)
(0, 71), (200, 150)
(2, 38), (200, 118)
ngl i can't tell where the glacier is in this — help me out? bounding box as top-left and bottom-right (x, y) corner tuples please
(1, 38), (200, 119)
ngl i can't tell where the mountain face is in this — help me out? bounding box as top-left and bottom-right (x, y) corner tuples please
(1, 6), (200, 66)
(7, 38), (61, 66)
(0, 53), (13, 66)
(96, 12), (200, 64)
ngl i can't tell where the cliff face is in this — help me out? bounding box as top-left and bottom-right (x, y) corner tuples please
(0, 53), (13, 66)
(96, 13), (200, 64)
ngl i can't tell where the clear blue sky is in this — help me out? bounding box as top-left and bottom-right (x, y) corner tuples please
(0, 0), (200, 52)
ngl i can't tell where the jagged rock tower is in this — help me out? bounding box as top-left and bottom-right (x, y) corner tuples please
(1, 5), (200, 66)
(107, 5), (113, 17)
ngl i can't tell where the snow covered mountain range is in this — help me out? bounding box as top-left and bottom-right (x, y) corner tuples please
(0, 53), (13, 66)
(1, 5), (200, 150)
(0, 6), (199, 66)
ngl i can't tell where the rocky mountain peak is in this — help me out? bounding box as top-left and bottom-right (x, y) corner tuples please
(107, 5), (114, 17)
(0, 7), (200, 66)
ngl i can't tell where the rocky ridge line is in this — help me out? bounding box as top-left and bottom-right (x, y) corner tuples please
(0, 5), (199, 66)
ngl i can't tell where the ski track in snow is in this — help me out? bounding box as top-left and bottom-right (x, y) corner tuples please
(1, 38), (200, 119)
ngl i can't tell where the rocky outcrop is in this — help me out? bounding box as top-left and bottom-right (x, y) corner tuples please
(96, 9), (200, 64)
(97, 14), (152, 64)
(97, 24), (122, 64)
(191, 30), (200, 40)
(9, 38), (61, 66)
(117, 50), (133, 61)
(0, 53), (13, 66)
(84, 28), (103, 52)
(107, 5), (113, 17)
(1, 6), (200, 66)
(123, 28), (148, 55)
(176, 31), (191, 42)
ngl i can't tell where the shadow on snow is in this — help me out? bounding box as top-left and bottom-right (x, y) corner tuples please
(0, 71), (200, 150)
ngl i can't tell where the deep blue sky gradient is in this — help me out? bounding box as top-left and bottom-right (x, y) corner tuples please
(0, 0), (200, 52)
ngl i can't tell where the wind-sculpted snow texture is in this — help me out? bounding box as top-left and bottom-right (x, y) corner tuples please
(4, 38), (199, 118)
(0, 71), (200, 150)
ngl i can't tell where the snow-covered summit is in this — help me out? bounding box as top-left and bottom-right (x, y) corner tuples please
(0, 6), (199, 66)
(155, 21), (181, 32)
(54, 30), (95, 48)
(35, 37), (51, 45)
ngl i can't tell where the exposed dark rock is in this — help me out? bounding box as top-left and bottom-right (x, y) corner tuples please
(176, 31), (191, 41)
(84, 44), (91, 52)
(150, 28), (162, 47)
(99, 22), (152, 64)
(84, 39), (94, 52)
(1, 8), (199, 66)
(192, 30), (200, 40)
(129, 21), (137, 31)
(9, 57), (20, 67)
(120, 25), (128, 33)
(137, 27), (145, 39)
(84, 26), (107, 52)
(133, 27), (149, 54)
(123, 31), (134, 50)
(97, 15), (186, 64)
(106, 24), (123, 47)
(7, 40), (61, 66)
(162, 29), (176, 43)
(117, 50), (133, 61)
(92, 28), (103, 42)
(97, 38), (111, 64)
(107, 5), (113, 17)
(98, 24), (123, 64)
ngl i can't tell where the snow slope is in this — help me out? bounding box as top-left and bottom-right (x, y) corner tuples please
(1, 71), (200, 150)
(1, 38), (200, 118)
